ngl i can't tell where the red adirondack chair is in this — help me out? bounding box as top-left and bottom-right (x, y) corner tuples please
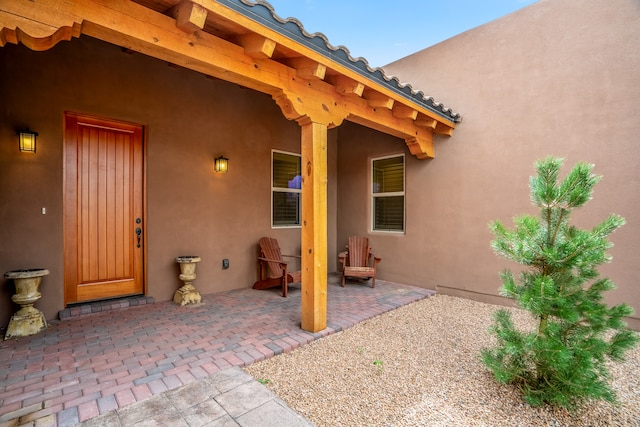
(338, 236), (382, 288)
(253, 237), (301, 297)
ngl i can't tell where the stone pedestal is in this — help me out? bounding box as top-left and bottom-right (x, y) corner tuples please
(174, 256), (202, 306)
(4, 269), (49, 340)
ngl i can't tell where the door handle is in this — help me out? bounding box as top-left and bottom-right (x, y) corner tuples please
(136, 227), (142, 248)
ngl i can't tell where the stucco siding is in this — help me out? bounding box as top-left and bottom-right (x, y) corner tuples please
(379, 0), (640, 323)
(0, 36), (338, 324)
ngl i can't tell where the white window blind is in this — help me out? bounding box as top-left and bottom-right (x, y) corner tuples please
(372, 155), (405, 232)
(272, 150), (301, 227)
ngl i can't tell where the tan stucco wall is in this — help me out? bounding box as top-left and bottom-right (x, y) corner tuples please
(2, 0), (635, 330)
(376, 0), (640, 325)
(0, 36), (338, 326)
(336, 123), (423, 284)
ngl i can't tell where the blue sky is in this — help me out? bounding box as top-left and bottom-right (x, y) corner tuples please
(264, 0), (538, 67)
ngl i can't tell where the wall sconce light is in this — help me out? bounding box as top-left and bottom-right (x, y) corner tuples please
(214, 155), (229, 173)
(18, 129), (38, 153)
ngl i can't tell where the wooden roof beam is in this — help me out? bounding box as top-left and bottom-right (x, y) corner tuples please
(238, 33), (276, 59)
(415, 113), (454, 135)
(435, 122), (455, 136)
(189, 0), (456, 130)
(287, 57), (326, 80)
(346, 97), (435, 149)
(392, 104), (418, 120)
(363, 91), (394, 109)
(415, 113), (437, 129)
(328, 75), (364, 97)
(271, 77), (440, 153)
(169, 0), (207, 34)
(0, 0), (447, 155)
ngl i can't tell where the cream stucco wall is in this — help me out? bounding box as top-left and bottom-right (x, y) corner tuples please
(376, 0), (640, 324)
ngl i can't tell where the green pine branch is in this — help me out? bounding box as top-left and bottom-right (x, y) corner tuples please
(482, 156), (639, 410)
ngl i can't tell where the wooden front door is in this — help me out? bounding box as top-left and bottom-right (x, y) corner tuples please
(64, 112), (144, 304)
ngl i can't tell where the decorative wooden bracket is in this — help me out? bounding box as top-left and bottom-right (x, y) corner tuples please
(273, 89), (348, 128)
(0, 23), (81, 50)
(405, 136), (435, 159)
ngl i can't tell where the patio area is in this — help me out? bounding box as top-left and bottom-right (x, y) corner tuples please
(0, 276), (434, 426)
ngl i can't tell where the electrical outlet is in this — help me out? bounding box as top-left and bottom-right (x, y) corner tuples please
(222, 259), (229, 269)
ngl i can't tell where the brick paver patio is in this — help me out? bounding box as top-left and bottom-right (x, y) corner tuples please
(0, 277), (433, 426)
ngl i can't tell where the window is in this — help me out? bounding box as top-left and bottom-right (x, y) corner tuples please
(272, 150), (302, 227)
(372, 155), (405, 232)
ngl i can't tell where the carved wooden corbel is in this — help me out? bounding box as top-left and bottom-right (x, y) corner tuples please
(405, 136), (435, 159)
(272, 89), (348, 128)
(0, 23), (81, 50)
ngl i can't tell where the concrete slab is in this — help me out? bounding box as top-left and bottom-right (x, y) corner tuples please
(78, 411), (121, 427)
(214, 380), (276, 418)
(236, 399), (315, 427)
(209, 366), (254, 393)
(116, 395), (178, 425)
(181, 398), (228, 426)
(166, 380), (217, 411)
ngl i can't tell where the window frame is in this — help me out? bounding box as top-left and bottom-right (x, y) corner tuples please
(271, 149), (302, 228)
(371, 154), (405, 234)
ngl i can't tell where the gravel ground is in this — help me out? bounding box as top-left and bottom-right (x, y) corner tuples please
(244, 295), (640, 426)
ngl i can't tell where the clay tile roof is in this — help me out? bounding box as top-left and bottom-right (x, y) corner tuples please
(230, 0), (461, 123)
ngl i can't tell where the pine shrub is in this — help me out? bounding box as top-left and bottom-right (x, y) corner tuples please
(482, 156), (638, 409)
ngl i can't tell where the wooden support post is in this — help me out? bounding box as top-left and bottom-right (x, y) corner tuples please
(300, 120), (328, 333)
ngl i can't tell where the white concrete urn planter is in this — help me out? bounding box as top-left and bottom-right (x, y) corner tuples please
(174, 256), (202, 306)
(4, 268), (49, 340)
